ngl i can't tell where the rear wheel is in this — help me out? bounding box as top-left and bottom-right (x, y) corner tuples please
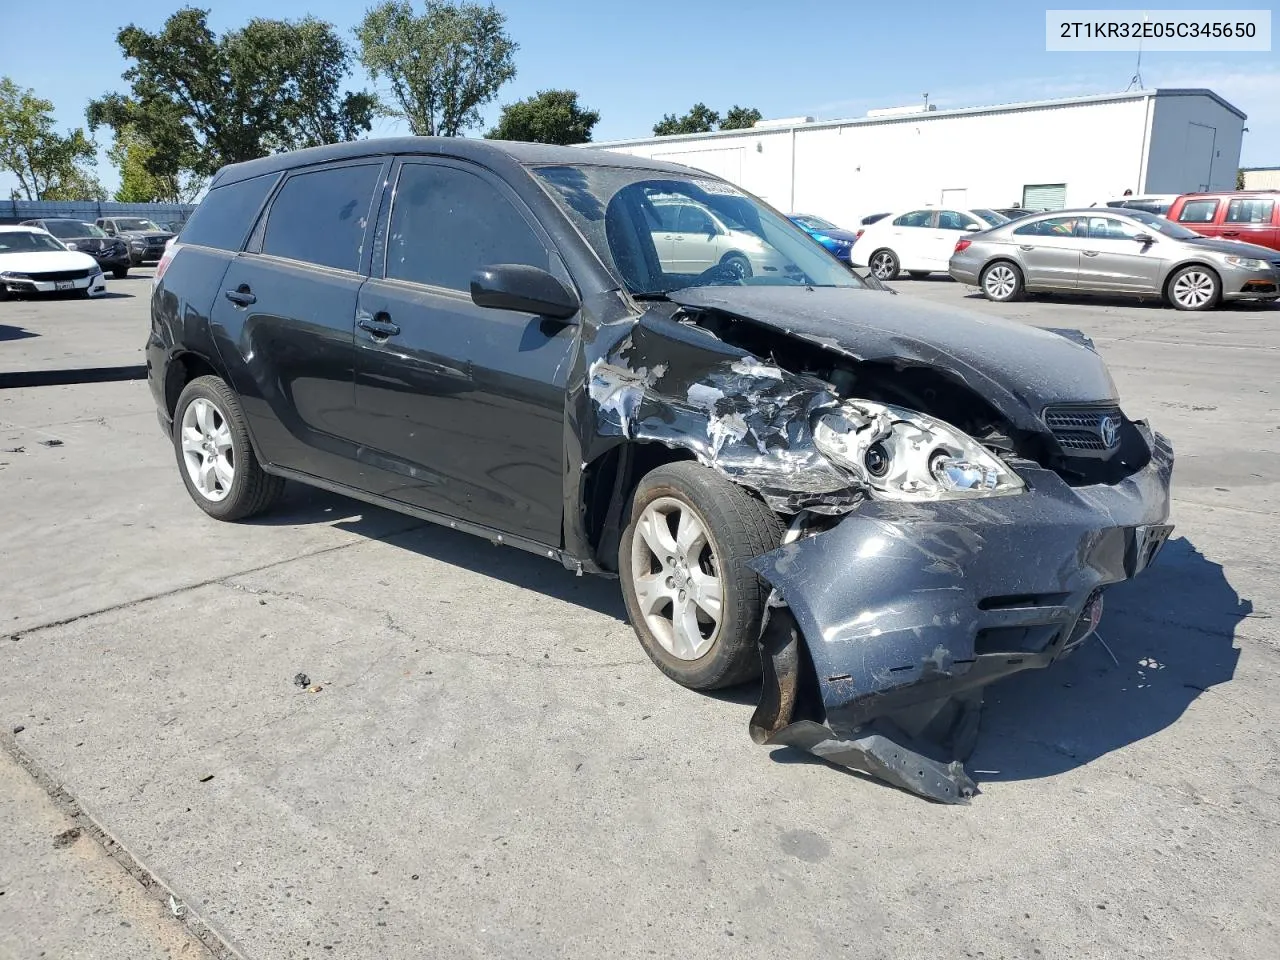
(869, 249), (899, 281)
(619, 462), (782, 690)
(1167, 265), (1220, 311)
(980, 260), (1024, 302)
(173, 376), (284, 521)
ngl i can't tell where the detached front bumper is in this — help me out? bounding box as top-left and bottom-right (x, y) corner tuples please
(749, 425), (1174, 802)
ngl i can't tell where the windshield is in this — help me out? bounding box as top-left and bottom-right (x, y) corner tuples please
(793, 215), (837, 231)
(44, 220), (104, 239)
(532, 165), (865, 296)
(1125, 210), (1203, 239)
(973, 209), (1010, 226)
(0, 231), (66, 254)
(115, 218), (162, 231)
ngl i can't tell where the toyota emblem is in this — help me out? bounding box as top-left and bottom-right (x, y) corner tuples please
(1099, 415), (1120, 449)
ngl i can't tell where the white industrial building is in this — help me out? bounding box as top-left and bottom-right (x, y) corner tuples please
(592, 89), (1245, 226)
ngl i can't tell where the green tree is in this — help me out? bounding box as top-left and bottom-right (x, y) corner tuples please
(0, 77), (102, 200)
(720, 105), (762, 130)
(653, 103), (720, 136)
(107, 126), (199, 202)
(86, 8), (374, 185)
(1236, 168), (1246, 190)
(356, 0), (518, 136)
(486, 89), (598, 144)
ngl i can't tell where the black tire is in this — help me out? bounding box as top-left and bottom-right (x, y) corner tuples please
(720, 252), (753, 280)
(1166, 264), (1221, 311)
(172, 375), (284, 521)
(129, 254), (142, 266)
(112, 266), (129, 279)
(619, 462), (783, 690)
(908, 270), (930, 280)
(980, 260), (1025, 302)
(869, 248), (899, 281)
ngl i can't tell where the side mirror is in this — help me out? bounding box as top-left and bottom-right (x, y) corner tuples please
(470, 264), (579, 321)
(965, 223), (981, 231)
(1133, 233), (1154, 244)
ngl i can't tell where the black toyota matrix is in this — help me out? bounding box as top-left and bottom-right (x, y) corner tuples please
(148, 139), (1173, 802)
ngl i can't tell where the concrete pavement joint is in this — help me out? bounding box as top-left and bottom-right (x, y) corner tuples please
(0, 730), (242, 960)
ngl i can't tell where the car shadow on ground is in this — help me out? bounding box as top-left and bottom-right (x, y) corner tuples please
(972, 535), (1247, 783)
(961, 290), (1274, 312)
(0, 323), (39, 342)
(246, 482), (628, 621)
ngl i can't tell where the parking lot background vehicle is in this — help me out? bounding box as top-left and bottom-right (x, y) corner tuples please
(0, 225), (107, 298)
(949, 208), (1280, 309)
(1167, 191), (1280, 252)
(788, 214), (859, 261)
(1103, 194), (1181, 216)
(96, 216), (174, 265)
(851, 206), (1010, 279)
(19, 218), (131, 278)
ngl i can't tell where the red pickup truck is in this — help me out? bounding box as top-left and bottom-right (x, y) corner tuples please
(1166, 191), (1280, 252)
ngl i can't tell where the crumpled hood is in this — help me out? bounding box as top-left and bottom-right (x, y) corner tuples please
(667, 285), (1119, 432)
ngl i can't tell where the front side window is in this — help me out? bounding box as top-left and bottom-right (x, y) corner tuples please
(1226, 198), (1275, 224)
(385, 163), (549, 291)
(1088, 217), (1142, 240)
(973, 209), (1010, 226)
(533, 164), (864, 296)
(676, 204), (718, 234)
(1176, 199), (1219, 223)
(1013, 216), (1080, 238)
(262, 164), (381, 271)
(893, 210), (933, 227)
(937, 210), (978, 230)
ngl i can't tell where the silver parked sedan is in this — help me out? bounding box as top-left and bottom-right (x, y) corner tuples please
(949, 208), (1280, 310)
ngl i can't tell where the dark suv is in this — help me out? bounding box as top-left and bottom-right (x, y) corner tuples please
(149, 138), (1174, 801)
(96, 216), (174, 265)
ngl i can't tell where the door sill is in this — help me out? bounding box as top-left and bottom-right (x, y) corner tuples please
(266, 464), (583, 573)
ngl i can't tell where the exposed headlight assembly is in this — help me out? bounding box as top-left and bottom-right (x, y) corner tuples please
(813, 401), (1025, 501)
(1223, 255), (1268, 271)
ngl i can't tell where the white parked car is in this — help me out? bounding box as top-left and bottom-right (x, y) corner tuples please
(0, 226), (107, 299)
(648, 196), (794, 280)
(850, 207), (1010, 280)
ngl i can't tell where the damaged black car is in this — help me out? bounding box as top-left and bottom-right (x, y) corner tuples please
(148, 139), (1173, 803)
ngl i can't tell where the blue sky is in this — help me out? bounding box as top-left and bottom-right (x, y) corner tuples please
(2, 0), (1277, 197)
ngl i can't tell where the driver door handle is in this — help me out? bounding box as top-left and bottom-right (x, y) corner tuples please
(1019, 244), (1035, 251)
(1221, 230), (1240, 237)
(1082, 250), (1099, 257)
(224, 286), (256, 306)
(358, 313), (400, 339)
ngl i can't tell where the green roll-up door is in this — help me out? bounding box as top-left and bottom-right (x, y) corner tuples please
(1022, 183), (1067, 211)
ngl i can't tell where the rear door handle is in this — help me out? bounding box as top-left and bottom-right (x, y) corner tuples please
(224, 286), (255, 306)
(1082, 250), (1099, 257)
(1221, 231), (1240, 237)
(358, 314), (401, 339)
(1019, 244), (1035, 251)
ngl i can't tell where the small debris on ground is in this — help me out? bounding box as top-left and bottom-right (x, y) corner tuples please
(198, 774), (215, 783)
(11, 724), (24, 734)
(1, 447), (23, 454)
(293, 672), (310, 688)
(38, 438), (64, 447)
(52, 828), (81, 848)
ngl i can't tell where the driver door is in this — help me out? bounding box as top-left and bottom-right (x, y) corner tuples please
(671, 203), (722, 273)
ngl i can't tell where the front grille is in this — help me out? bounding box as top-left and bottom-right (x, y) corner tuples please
(1043, 404), (1122, 456)
(28, 267), (94, 282)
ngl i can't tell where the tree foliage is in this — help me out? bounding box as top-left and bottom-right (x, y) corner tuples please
(107, 126), (200, 203)
(356, 0), (517, 136)
(653, 102), (763, 136)
(486, 89), (598, 144)
(86, 8), (375, 184)
(0, 77), (103, 200)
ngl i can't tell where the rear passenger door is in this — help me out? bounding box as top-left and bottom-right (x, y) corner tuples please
(1219, 197), (1279, 251)
(350, 158), (575, 546)
(209, 159), (387, 487)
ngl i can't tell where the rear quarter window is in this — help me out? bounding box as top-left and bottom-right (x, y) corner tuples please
(180, 172), (282, 251)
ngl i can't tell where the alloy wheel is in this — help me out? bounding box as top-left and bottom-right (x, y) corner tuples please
(1171, 269), (1215, 309)
(871, 251), (896, 280)
(629, 497), (724, 661)
(984, 264), (1017, 300)
(180, 397), (235, 502)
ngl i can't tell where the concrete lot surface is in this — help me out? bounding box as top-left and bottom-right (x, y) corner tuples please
(1, 278), (1278, 958)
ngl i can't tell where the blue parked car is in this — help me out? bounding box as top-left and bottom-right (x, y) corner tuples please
(788, 214), (860, 261)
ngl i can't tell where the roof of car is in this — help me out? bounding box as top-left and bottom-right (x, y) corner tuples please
(0, 225), (45, 233)
(212, 137), (699, 188)
(1175, 189), (1280, 197)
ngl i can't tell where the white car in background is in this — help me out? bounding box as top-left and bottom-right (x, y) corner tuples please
(0, 225), (107, 299)
(648, 195), (793, 280)
(850, 207), (1010, 280)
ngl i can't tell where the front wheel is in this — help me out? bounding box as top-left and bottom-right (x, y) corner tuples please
(720, 253), (753, 280)
(869, 249), (899, 281)
(980, 261), (1024, 302)
(173, 375), (284, 521)
(112, 266), (129, 279)
(619, 462), (782, 690)
(1167, 265), (1220, 311)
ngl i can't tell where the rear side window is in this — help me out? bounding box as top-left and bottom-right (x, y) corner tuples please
(1226, 198), (1275, 223)
(893, 210), (933, 227)
(181, 173), (281, 251)
(384, 163), (548, 291)
(262, 164), (381, 271)
(1176, 199), (1219, 223)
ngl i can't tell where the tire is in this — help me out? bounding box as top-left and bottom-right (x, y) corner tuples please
(1166, 264), (1221, 311)
(619, 462), (783, 690)
(129, 254), (142, 267)
(980, 260), (1024, 302)
(869, 248), (899, 281)
(172, 375), (284, 521)
(720, 253), (753, 280)
(908, 270), (930, 280)
(112, 266), (129, 280)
